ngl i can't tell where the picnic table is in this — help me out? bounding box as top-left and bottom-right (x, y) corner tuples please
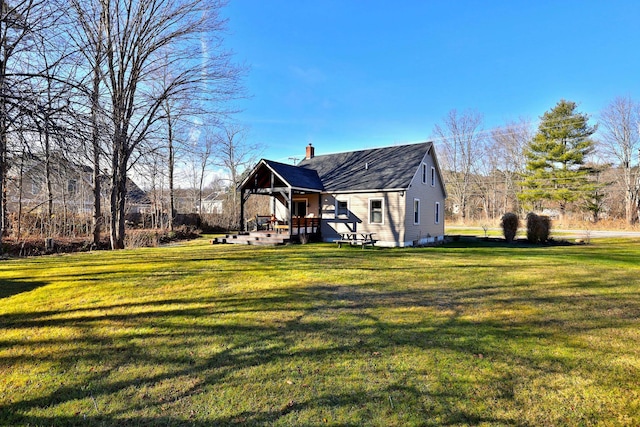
(274, 223), (290, 234)
(336, 232), (377, 249)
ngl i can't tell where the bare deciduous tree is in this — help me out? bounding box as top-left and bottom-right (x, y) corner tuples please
(69, 0), (109, 246)
(154, 54), (202, 231)
(490, 119), (532, 215)
(193, 126), (215, 216)
(599, 96), (640, 224)
(214, 123), (259, 229)
(1, 0), (48, 240)
(78, 0), (242, 249)
(432, 109), (485, 223)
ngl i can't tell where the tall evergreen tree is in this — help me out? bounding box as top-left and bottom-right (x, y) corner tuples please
(519, 99), (597, 218)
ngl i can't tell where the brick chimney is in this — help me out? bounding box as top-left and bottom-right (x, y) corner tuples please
(305, 143), (315, 159)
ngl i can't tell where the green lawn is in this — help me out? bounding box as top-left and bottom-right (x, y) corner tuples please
(444, 226), (570, 239)
(1, 237), (639, 426)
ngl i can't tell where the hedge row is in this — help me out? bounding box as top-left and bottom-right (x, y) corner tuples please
(500, 212), (551, 244)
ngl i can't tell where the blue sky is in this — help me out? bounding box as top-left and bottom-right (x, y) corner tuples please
(223, 1), (640, 163)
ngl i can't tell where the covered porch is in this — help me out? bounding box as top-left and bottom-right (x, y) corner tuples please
(237, 159), (324, 242)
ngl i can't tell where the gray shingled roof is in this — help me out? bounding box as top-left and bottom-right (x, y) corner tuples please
(263, 159), (324, 191)
(297, 142), (433, 192)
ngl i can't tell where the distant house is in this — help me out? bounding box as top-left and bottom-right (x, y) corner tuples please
(239, 142), (446, 247)
(169, 189), (225, 215)
(6, 152), (151, 217)
(200, 192), (225, 215)
(120, 177), (152, 214)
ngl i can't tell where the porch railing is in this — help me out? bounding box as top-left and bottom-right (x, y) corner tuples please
(291, 216), (320, 235)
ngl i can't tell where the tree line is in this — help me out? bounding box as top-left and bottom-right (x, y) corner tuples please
(434, 97), (640, 226)
(1, 0), (248, 250)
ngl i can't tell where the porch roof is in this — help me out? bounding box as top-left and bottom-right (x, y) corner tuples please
(240, 159), (324, 193)
(266, 160), (324, 191)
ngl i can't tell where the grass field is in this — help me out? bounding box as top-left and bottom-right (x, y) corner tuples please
(444, 226), (582, 239)
(1, 237), (639, 426)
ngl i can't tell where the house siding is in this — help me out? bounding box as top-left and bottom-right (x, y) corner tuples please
(321, 191), (406, 247)
(402, 152), (446, 246)
(7, 159), (95, 215)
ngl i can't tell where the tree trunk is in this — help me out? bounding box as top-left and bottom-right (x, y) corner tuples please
(110, 138), (128, 249)
(17, 150), (26, 238)
(168, 120), (175, 231)
(0, 118), (6, 243)
(625, 189), (635, 225)
(110, 174), (127, 249)
(198, 162), (205, 216)
(44, 124), (53, 234)
(92, 152), (102, 245)
(91, 36), (103, 246)
(460, 196), (467, 223)
(116, 175), (127, 248)
(626, 162), (640, 224)
(559, 202), (566, 224)
(0, 32), (7, 244)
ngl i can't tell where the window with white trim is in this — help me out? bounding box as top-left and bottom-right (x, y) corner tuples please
(421, 163), (427, 184)
(435, 202), (440, 224)
(431, 166), (436, 187)
(336, 200), (349, 217)
(413, 199), (420, 225)
(369, 198), (383, 224)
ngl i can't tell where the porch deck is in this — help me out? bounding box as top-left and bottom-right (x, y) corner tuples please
(212, 228), (320, 246)
(212, 231), (290, 246)
(247, 216), (319, 234)
(274, 217), (320, 235)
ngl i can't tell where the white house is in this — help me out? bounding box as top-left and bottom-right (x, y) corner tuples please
(237, 142), (447, 247)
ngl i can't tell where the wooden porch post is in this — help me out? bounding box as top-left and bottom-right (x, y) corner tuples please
(317, 194), (322, 239)
(270, 172), (275, 215)
(239, 188), (245, 232)
(288, 187), (293, 237)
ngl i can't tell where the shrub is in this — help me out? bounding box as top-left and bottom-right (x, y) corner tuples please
(540, 215), (551, 242)
(500, 213), (519, 243)
(125, 230), (159, 248)
(526, 213), (551, 244)
(121, 226), (202, 249)
(158, 225), (201, 243)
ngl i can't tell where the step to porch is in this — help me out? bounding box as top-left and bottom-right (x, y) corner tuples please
(212, 232), (291, 246)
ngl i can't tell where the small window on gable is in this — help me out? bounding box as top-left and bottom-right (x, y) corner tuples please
(31, 180), (41, 195)
(435, 202), (441, 224)
(336, 200), (348, 217)
(413, 199), (420, 225)
(431, 167), (436, 187)
(369, 199), (383, 224)
(421, 163), (427, 184)
(68, 179), (77, 196)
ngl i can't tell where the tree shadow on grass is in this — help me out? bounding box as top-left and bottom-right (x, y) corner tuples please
(444, 236), (578, 249)
(1, 274), (638, 425)
(0, 278), (48, 299)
